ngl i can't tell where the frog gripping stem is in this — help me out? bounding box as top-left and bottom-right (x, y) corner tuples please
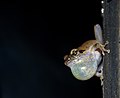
(99, 41), (110, 56)
(64, 24), (110, 86)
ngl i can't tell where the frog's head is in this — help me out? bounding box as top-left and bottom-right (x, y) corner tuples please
(64, 48), (85, 66)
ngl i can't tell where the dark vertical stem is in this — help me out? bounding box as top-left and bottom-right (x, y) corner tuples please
(103, 0), (119, 98)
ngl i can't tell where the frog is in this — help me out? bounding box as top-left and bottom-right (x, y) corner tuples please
(64, 24), (110, 85)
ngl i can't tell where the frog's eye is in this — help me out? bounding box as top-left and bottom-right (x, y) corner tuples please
(70, 49), (78, 55)
(79, 50), (85, 53)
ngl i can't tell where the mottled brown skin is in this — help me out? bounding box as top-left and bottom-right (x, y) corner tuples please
(77, 40), (98, 51)
(78, 40), (109, 55)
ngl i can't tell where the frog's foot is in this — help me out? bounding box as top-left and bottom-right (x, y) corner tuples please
(96, 71), (103, 86)
(95, 66), (103, 86)
(100, 75), (103, 86)
(98, 41), (110, 55)
(101, 41), (110, 53)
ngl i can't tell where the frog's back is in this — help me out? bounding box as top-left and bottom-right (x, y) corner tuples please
(78, 40), (98, 51)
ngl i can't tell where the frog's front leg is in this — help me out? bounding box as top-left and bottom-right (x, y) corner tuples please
(99, 41), (110, 55)
(95, 41), (110, 55)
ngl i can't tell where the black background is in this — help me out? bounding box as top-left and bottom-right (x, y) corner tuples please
(0, 1), (103, 98)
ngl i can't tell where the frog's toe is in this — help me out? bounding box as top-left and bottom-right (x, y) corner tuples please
(105, 41), (109, 45)
(106, 49), (110, 53)
(96, 71), (102, 77)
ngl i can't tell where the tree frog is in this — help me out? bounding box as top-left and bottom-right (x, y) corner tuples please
(64, 24), (110, 85)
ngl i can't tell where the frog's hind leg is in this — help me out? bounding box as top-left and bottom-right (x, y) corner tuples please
(95, 61), (104, 86)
